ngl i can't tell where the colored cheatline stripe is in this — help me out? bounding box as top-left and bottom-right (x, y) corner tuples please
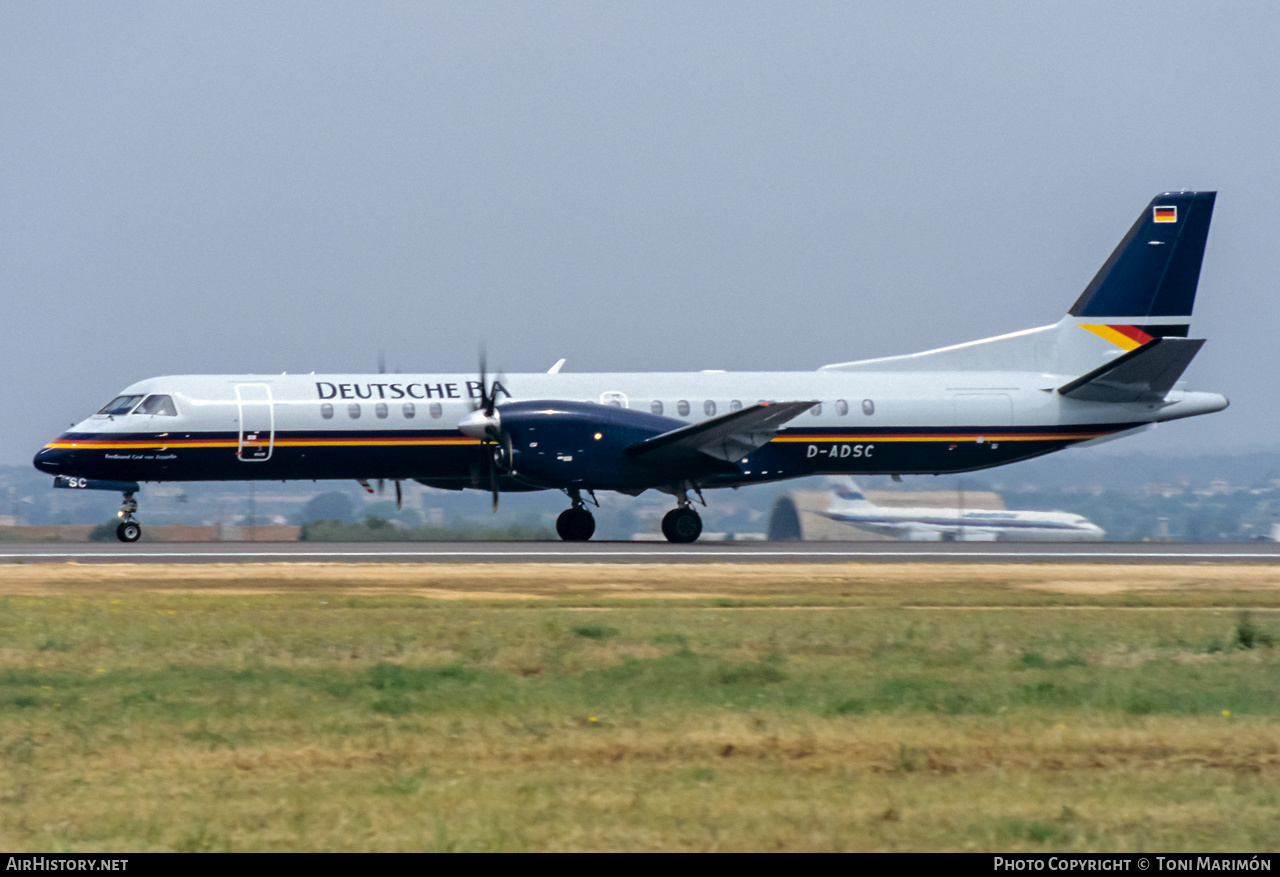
(43, 436), (480, 451)
(274, 437), (476, 448)
(1153, 205), (1177, 223)
(48, 427), (1120, 454)
(771, 430), (1108, 444)
(1078, 323), (1154, 350)
(44, 440), (237, 450)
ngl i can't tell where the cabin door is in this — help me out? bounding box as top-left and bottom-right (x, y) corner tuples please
(235, 383), (275, 462)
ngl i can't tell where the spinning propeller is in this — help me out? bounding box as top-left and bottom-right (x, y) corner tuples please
(457, 351), (511, 511)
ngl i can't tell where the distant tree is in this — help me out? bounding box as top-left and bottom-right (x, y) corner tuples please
(300, 491), (356, 524)
(393, 508), (423, 529)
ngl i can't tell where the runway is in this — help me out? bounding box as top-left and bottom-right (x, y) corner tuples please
(4, 541), (1280, 564)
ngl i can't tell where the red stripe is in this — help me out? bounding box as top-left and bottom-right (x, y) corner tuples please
(1109, 324), (1154, 345)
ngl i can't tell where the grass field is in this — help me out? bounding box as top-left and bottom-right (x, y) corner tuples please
(2, 561), (1279, 852)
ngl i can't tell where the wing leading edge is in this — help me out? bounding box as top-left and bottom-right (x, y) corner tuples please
(623, 401), (818, 464)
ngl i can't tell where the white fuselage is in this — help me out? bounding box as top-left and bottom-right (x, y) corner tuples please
(36, 360), (1227, 491)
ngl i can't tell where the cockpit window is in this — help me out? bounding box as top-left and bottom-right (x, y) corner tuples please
(133, 395), (178, 416)
(97, 395), (145, 416)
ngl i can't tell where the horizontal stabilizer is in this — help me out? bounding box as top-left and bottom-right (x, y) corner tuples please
(624, 401), (817, 464)
(1058, 337), (1204, 403)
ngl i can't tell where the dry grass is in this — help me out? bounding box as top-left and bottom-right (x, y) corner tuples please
(2, 562), (1279, 851)
(3, 561), (1280, 604)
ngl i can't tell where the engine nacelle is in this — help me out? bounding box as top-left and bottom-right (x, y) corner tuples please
(495, 400), (733, 492)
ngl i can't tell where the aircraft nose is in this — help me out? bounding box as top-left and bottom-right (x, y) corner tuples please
(33, 438), (71, 474)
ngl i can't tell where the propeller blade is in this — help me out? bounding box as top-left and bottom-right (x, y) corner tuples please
(477, 346), (490, 413)
(492, 364), (508, 416)
(474, 344), (500, 511)
(394, 480), (402, 511)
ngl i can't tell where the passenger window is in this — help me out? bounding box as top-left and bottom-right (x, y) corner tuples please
(403, 402), (416, 419)
(836, 399), (848, 416)
(429, 402), (442, 419)
(651, 400), (664, 416)
(134, 395), (177, 416)
(320, 403), (334, 420)
(97, 395), (144, 416)
(348, 403), (361, 419)
(677, 400), (690, 417)
(811, 402), (823, 416)
(704, 400), (716, 416)
(862, 399), (875, 416)
(375, 402), (388, 419)
(730, 400), (742, 412)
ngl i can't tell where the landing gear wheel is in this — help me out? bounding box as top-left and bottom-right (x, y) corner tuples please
(662, 507), (702, 543)
(116, 521), (141, 543)
(556, 507), (596, 542)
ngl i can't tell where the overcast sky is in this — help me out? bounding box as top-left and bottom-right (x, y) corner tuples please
(3, 2), (1277, 466)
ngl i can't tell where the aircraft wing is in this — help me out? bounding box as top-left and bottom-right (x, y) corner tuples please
(623, 401), (818, 464)
(1058, 337), (1205, 403)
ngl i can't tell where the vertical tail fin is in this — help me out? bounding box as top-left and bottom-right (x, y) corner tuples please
(1069, 191), (1216, 332)
(1053, 190), (1216, 377)
(828, 477), (874, 508)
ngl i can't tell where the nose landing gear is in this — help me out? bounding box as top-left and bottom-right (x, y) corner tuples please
(116, 492), (141, 543)
(556, 489), (596, 541)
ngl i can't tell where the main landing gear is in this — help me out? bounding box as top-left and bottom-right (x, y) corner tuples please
(661, 484), (703, 543)
(116, 491), (140, 543)
(553, 485), (706, 544)
(661, 507), (702, 543)
(556, 489), (596, 542)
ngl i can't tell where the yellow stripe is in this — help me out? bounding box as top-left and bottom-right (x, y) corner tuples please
(49, 434), (1102, 451)
(45, 438), (480, 451)
(275, 439), (477, 448)
(1078, 324), (1142, 350)
(772, 433), (1102, 443)
(45, 441), (236, 450)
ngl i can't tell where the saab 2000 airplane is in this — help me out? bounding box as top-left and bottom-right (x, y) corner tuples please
(820, 478), (1104, 542)
(34, 191), (1227, 544)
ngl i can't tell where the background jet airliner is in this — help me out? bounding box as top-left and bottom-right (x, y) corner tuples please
(34, 191), (1227, 544)
(820, 478), (1104, 542)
